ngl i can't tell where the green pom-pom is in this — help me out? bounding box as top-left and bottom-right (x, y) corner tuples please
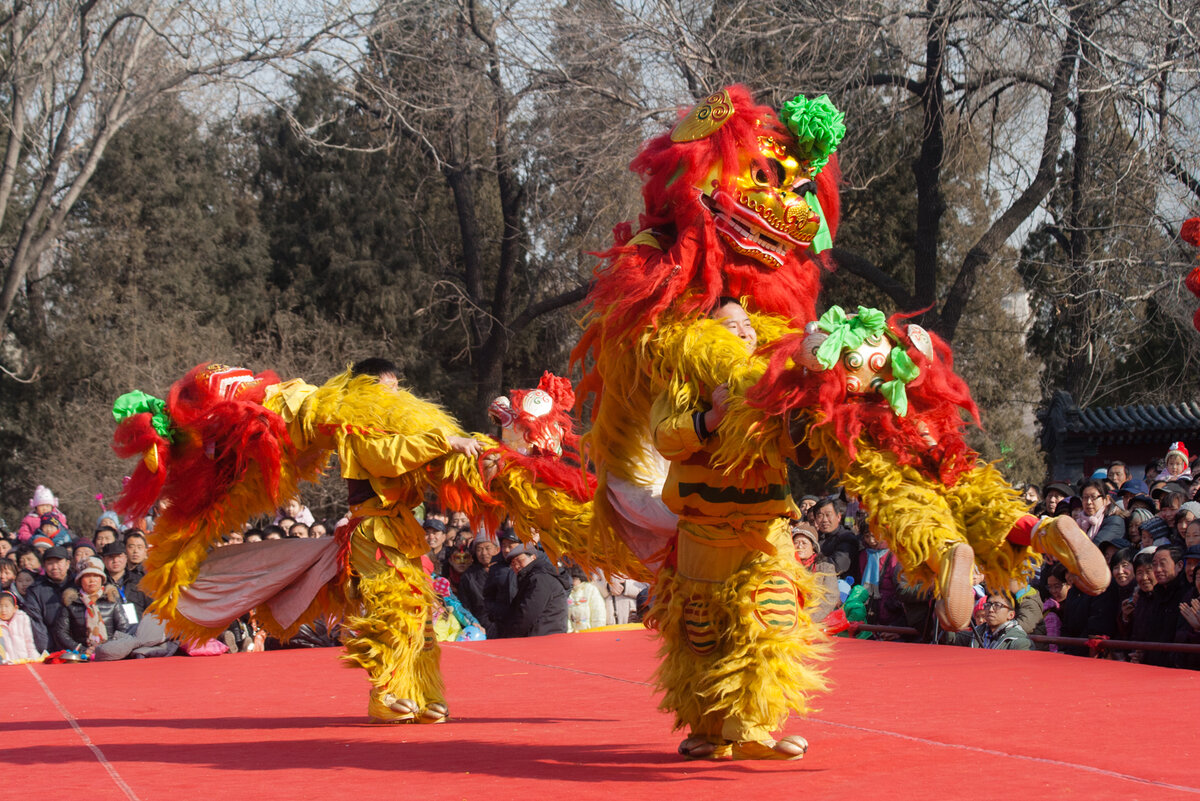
(779, 94), (846, 172)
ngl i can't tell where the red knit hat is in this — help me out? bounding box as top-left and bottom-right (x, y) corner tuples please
(1167, 441), (1190, 463)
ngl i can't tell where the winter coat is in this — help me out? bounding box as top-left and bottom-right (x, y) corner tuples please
(23, 575), (73, 652)
(819, 526), (861, 580)
(483, 559), (518, 638)
(567, 581), (606, 631)
(0, 609), (39, 662)
(16, 509), (68, 543)
(456, 561), (491, 627)
(501, 557), (567, 638)
(971, 620), (1032, 650)
(53, 586), (130, 653)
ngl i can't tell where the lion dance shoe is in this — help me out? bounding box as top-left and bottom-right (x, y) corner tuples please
(1031, 516), (1111, 595)
(417, 702), (450, 725)
(932, 542), (976, 631)
(678, 736), (733, 760)
(368, 690), (419, 724)
(731, 736), (808, 761)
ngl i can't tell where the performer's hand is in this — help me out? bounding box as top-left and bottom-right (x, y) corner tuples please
(705, 383), (730, 431)
(449, 435), (483, 458)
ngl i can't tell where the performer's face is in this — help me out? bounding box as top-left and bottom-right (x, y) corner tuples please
(711, 302), (757, 352)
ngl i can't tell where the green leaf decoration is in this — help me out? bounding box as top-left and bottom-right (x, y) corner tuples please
(779, 94), (846, 173)
(112, 390), (174, 441)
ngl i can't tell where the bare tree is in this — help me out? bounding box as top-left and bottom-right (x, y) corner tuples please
(0, 0), (366, 358)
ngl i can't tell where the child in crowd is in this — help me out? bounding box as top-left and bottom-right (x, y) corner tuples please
(1156, 442), (1193, 482)
(0, 589), (39, 663)
(16, 486), (69, 543)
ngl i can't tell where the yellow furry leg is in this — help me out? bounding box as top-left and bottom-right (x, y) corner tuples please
(648, 520), (828, 746)
(943, 461), (1040, 590)
(820, 431), (969, 595)
(343, 532), (444, 721)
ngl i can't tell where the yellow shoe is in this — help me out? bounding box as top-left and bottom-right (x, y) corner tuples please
(677, 736), (732, 760)
(731, 735), (808, 761)
(932, 542), (975, 631)
(417, 702), (450, 724)
(1032, 516), (1111, 595)
(368, 690), (418, 723)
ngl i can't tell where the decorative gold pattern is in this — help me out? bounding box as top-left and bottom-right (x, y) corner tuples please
(671, 90), (735, 143)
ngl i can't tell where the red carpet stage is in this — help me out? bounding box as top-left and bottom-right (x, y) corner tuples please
(6, 630), (1198, 800)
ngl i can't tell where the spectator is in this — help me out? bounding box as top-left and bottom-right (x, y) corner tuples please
(959, 590), (1033, 650)
(289, 523), (310, 539)
(1174, 501), (1200, 542)
(1138, 516), (1171, 550)
(1078, 479), (1122, 542)
(24, 546), (74, 652)
(1155, 442), (1192, 482)
(857, 526), (902, 626)
(16, 485), (69, 543)
(443, 543), (474, 590)
(1045, 563), (1088, 655)
(0, 558), (16, 593)
(0, 590), (39, 663)
(1185, 544), (1200, 585)
(500, 544), (567, 637)
(53, 557), (133, 659)
(796, 495), (819, 521)
(16, 548), (41, 574)
(0, 538), (11, 561)
(1108, 462), (1129, 492)
(1010, 581), (1046, 641)
(424, 518), (449, 575)
(72, 540), (97, 572)
(813, 498), (859, 580)
(275, 497), (315, 527)
(792, 521), (838, 623)
(605, 575), (646, 625)
(310, 522), (328, 539)
(484, 530), (520, 635)
(457, 533), (497, 630)
(243, 528), (264, 544)
(1043, 482), (1074, 516)
(92, 526), (119, 551)
(566, 565), (606, 631)
(1087, 547), (1137, 643)
(101, 542), (150, 620)
(1143, 545), (1188, 667)
(123, 530), (148, 577)
(1177, 556), (1200, 669)
(13, 570), (36, 601)
(1021, 483), (1042, 511)
(262, 525), (285, 541)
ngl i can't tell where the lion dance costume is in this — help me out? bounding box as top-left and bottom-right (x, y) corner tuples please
(573, 86), (1110, 760)
(111, 364), (597, 724)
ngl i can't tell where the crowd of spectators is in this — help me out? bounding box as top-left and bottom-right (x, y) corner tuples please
(5, 443), (1199, 670)
(790, 444), (1200, 670)
(0, 486), (646, 665)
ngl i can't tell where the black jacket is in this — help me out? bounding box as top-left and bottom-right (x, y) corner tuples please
(53, 587), (130, 652)
(501, 557), (568, 638)
(819, 526), (861, 580)
(24, 575), (73, 652)
(457, 561), (491, 630)
(483, 559), (518, 638)
(107, 571), (151, 618)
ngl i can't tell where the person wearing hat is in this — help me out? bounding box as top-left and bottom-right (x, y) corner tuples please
(1042, 482), (1074, 516)
(101, 541), (151, 620)
(53, 557), (132, 659)
(28, 534), (54, 552)
(72, 540), (97, 572)
(22, 545), (74, 652)
(456, 533), (499, 632)
(791, 521), (838, 623)
(499, 543), (567, 638)
(1155, 442), (1193, 482)
(16, 485), (69, 543)
(423, 518), (450, 575)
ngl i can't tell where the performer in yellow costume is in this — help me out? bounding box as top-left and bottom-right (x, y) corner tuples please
(111, 360), (597, 725)
(648, 299), (825, 760)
